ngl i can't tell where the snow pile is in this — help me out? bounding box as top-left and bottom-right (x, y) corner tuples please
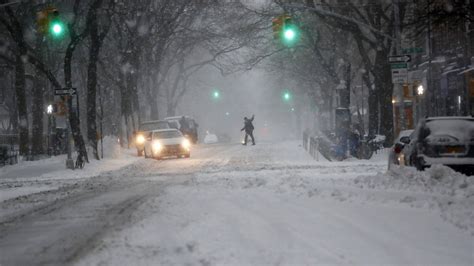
(357, 165), (474, 234)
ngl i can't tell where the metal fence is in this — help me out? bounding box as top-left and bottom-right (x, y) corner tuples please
(0, 134), (18, 148)
(303, 131), (388, 162)
(0, 133), (64, 156)
(303, 131), (321, 161)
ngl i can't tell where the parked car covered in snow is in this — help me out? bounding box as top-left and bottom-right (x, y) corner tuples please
(134, 120), (170, 156)
(143, 129), (191, 159)
(400, 117), (474, 175)
(387, 129), (414, 170)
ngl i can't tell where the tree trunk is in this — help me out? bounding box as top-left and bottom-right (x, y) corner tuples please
(149, 95), (159, 120)
(373, 49), (394, 144)
(166, 103), (176, 117)
(86, 0), (104, 160)
(31, 72), (44, 156)
(65, 42), (89, 163)
(368, 86), (378, 136)
(14, 54), (29, 155)
(31, 37), (45, 156)
(87, 44), (100, 159)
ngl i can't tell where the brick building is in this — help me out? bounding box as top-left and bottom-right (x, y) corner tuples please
(404, 0), (474, 123)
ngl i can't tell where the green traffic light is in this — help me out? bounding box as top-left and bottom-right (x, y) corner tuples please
(284, 92), (290, 101)
(50, 21), (64, 37)
(282, 24), (299, 45)
(284, 28), (296, 41)
(212, 90), (220, 99)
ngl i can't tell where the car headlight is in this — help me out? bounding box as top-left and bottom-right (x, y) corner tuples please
(152, 141), (162, 153)
(181, 139), (191, 149)
(136, 134), (145, 144)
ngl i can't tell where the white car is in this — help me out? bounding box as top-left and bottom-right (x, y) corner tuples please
(135, 120), (170, 156)
(143, 129), (191, 159)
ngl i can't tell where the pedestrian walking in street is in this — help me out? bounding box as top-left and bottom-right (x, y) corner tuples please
(241, 115), (255, 145)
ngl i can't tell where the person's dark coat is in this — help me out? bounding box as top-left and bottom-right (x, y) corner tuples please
(241, 115), (255, 133)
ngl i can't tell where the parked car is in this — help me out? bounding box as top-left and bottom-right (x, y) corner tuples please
(164, 116), (199, 144)
(143, 129), (191, 159)
(387, 129), (414, 170)
(135, 120), (170, 156)
(400, 117), (474, 175)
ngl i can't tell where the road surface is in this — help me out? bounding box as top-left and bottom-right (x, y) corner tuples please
(0, 141), (472, 265)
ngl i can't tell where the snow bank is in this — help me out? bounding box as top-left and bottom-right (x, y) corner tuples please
(357, 165), (474, 234)
(0, 144), (140, 204)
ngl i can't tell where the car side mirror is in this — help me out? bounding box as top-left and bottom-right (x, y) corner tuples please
(400, 136), (410, 144)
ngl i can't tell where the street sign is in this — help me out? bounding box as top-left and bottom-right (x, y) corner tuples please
(55, 88), (76, 96)
(391, 68), (408, 84)
(402, 47), (423, 54)
(391, 63), (408, 69)
(388, 55), (411, 63)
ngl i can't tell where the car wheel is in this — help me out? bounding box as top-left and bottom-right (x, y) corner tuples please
(137, 149), (143, 157)
(184, 153), (190, 158)
(144, 148), (149, 158)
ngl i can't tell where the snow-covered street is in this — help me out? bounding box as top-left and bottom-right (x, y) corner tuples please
(0, 141), (473, 265)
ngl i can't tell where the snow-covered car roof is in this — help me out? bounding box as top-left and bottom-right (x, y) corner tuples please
(164, 116), (194, 121)
(426, 116), (474, 121)
(139, 120), (170, 131)
(141, 120), (168, 125)
(150, 128), (180, 133)
(423, 117), (474, 143)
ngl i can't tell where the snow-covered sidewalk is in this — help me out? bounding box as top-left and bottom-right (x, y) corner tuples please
(0, 146), (140, 203)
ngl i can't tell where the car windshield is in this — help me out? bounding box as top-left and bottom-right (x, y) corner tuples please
(140, 121), (169, 131)
(154, 131), (182, 139)
(425, 119), (474, 142)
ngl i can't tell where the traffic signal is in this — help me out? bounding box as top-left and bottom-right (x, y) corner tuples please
(282, 17), (299, 45)
(272, 16), (284, 39)
(49, 10), (64, 38)
(272, 14), (299, 46)
(37, 7), (64, 38)
(212, 89), (220, 99)
(282, 91), (291, 102)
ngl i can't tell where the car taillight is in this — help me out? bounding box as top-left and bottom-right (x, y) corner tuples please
(394, 146), (402, 154)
